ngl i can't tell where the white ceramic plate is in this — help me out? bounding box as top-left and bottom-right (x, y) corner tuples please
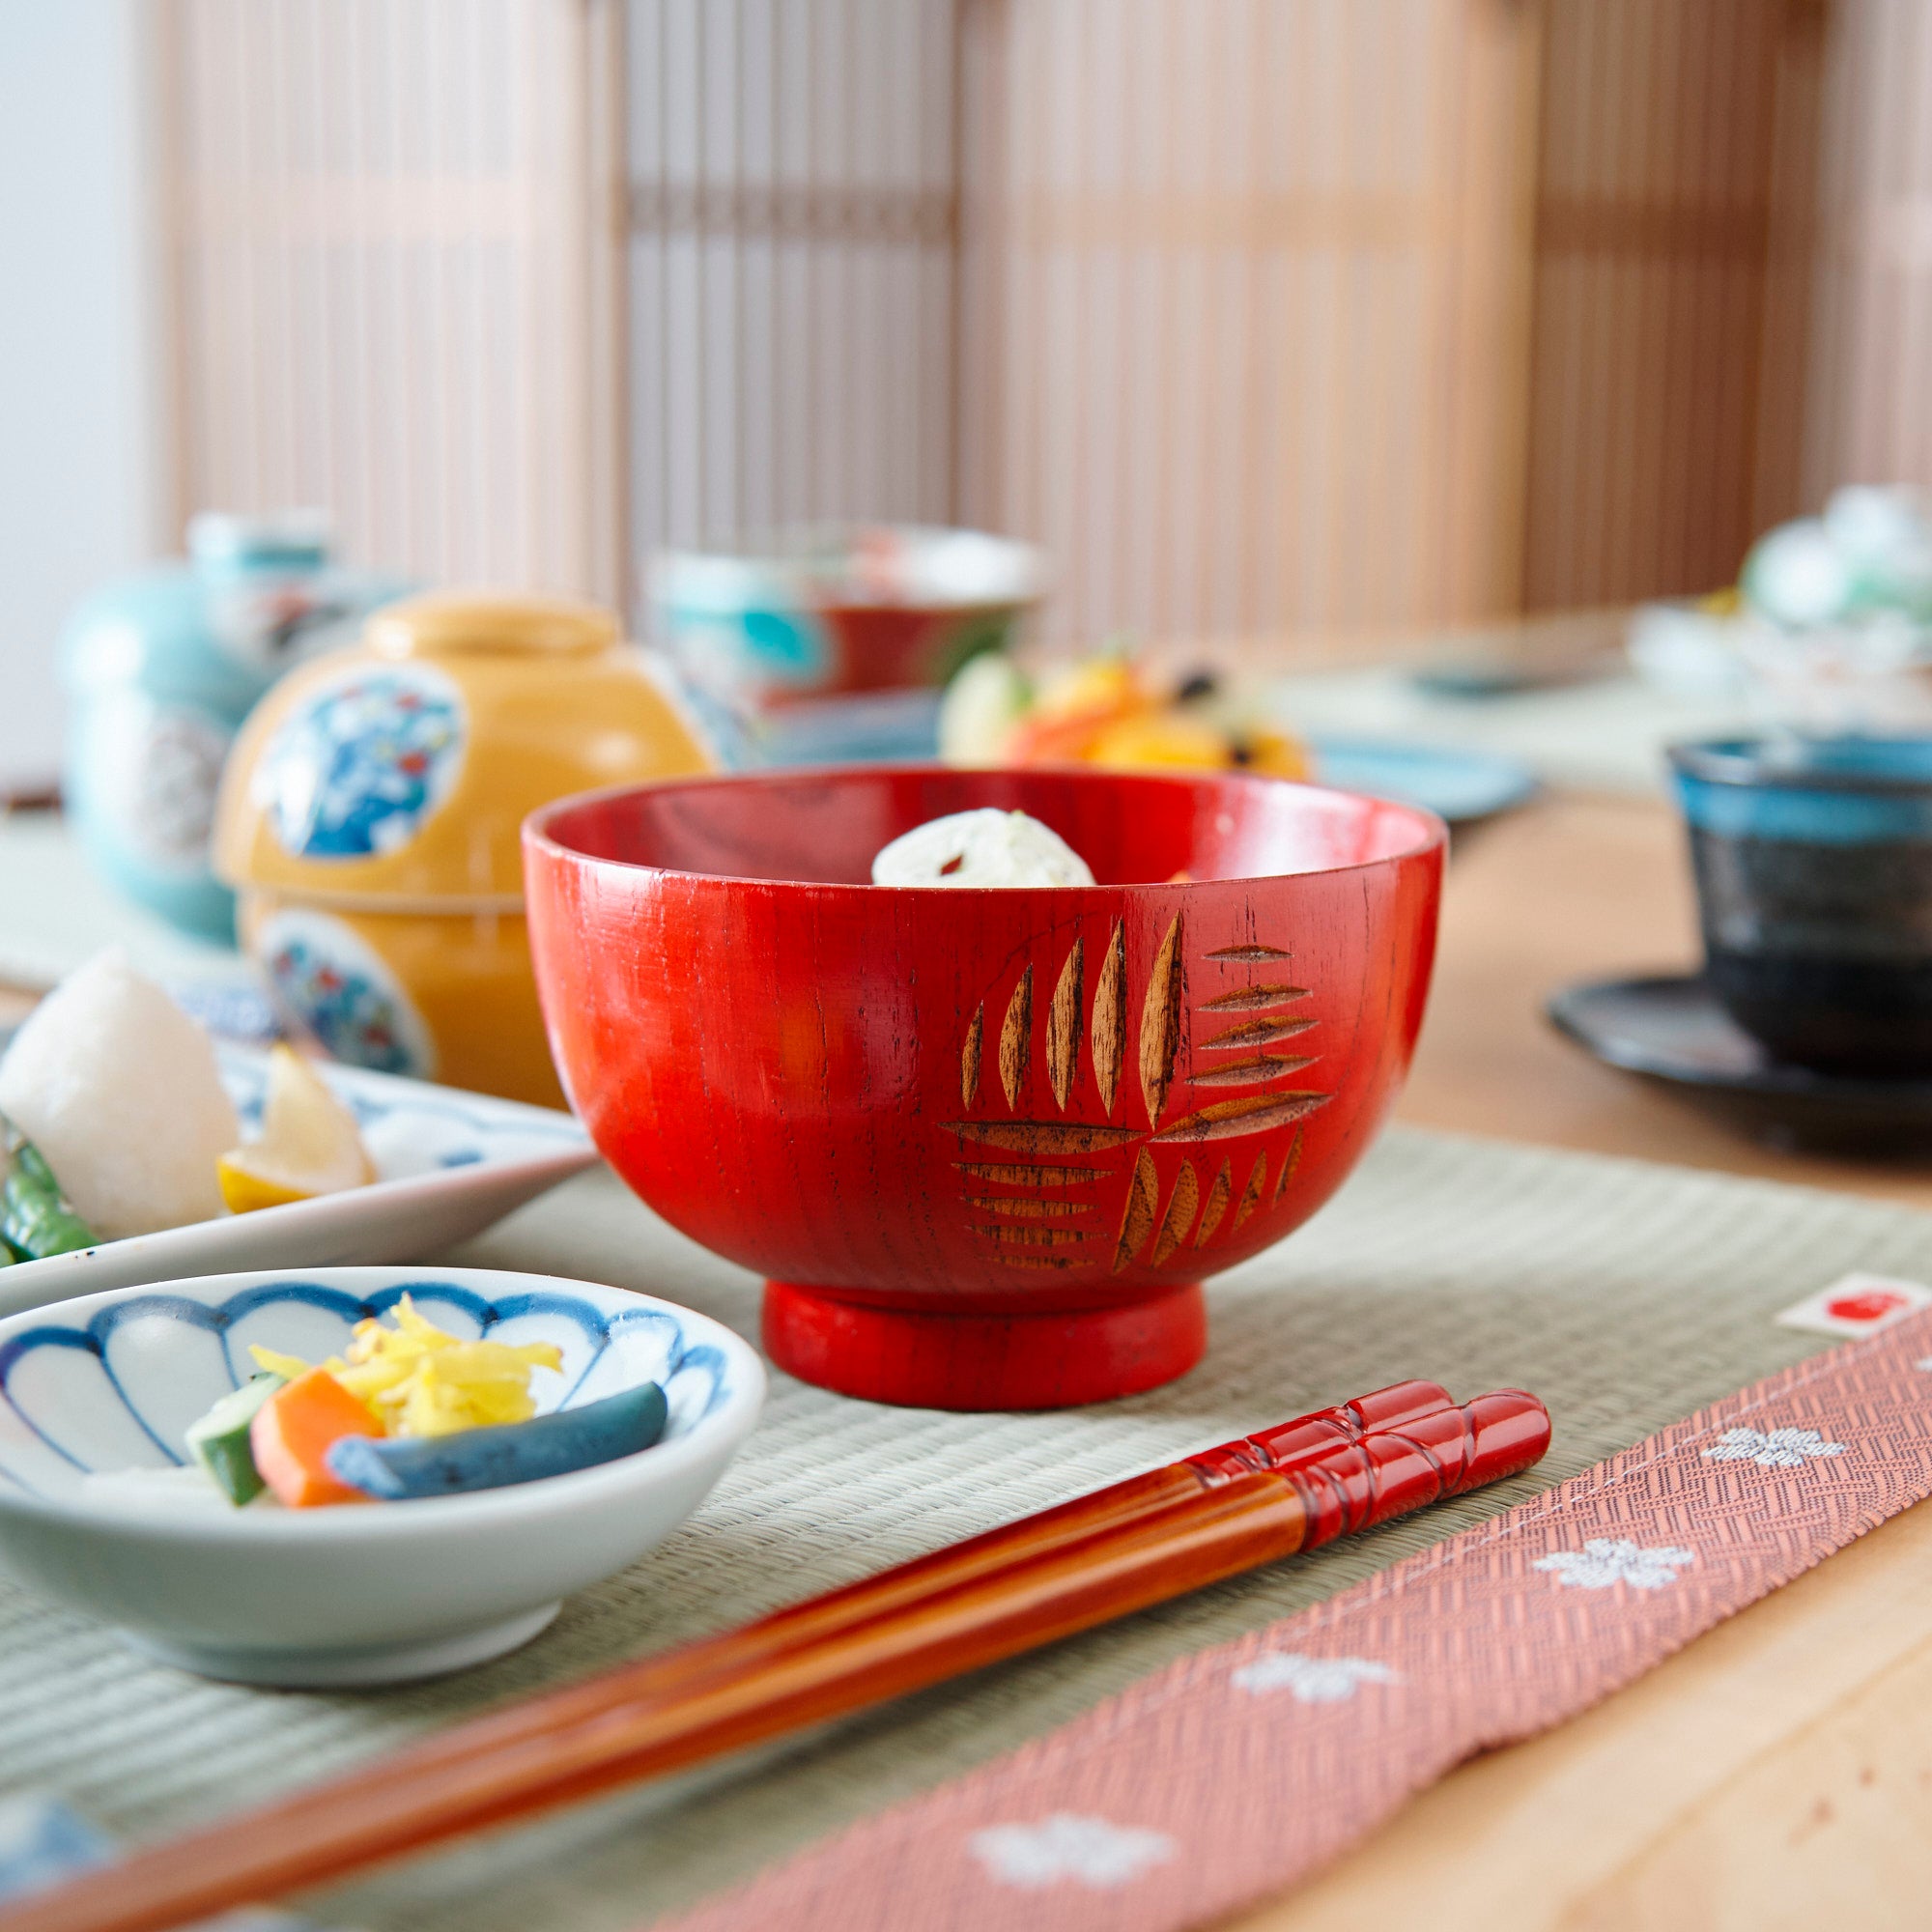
(0, 1050), (598, 1318)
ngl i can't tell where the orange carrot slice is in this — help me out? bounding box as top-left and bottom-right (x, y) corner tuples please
(249, 1367), (384, 1508)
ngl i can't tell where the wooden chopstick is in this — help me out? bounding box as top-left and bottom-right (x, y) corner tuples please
(513, 1374), (1465, 1707)
(2, 1383), (1549, 1932)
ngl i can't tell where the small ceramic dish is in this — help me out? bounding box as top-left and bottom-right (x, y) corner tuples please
(0, 1049), (597, 1318)
(652, 524), (1048, 706)
(0, 1266), (764, 1686)
(1548, 971), (1932, 1152)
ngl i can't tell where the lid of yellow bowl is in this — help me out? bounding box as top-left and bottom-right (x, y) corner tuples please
(214, 591), (716, 906)
(366, 593), (617, 660)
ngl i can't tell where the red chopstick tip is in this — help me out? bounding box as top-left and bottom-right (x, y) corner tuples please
(1198, 1379), (1457, 1484)
(1282, 1387), (1553, 1547)
(1457, 1390), (1552, 1492)
(1342, 1379), (1455, 1434)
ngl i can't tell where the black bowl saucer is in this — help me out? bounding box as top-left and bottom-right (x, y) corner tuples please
(1546, 973), (1932, 1153)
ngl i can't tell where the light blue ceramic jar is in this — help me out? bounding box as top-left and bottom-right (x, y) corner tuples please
(61, 513), (409, 944)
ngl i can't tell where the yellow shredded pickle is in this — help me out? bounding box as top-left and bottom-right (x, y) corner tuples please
(248, 1346), (314, 1383)
(247, 1294), (562, 1438)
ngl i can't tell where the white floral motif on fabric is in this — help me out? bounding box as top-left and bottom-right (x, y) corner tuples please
(1229, 1653), (1402, 1702)
(1701, 1427), (1847, 1469)
(969, 1813), (1177, 1890)
(1532, 1539), (1696, 1591)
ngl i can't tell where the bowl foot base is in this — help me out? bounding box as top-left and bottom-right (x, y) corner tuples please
(762, 1280), (1206, 1409)
(119, 1601), (561, 1688)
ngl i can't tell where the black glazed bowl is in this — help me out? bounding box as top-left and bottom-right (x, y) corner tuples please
(1670, 736), (1932, 1075)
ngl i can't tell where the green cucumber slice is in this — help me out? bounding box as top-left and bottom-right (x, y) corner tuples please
(185, 1374), (287, 1506)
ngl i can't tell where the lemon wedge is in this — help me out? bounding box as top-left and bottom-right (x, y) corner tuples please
(217, 1045), (375, 1214)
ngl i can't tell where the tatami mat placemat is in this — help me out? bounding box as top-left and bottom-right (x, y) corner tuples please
(4, 1127), (1929, 1930)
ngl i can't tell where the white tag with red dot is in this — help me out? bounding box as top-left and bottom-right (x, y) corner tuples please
(1776, 1273), (1932, 1337)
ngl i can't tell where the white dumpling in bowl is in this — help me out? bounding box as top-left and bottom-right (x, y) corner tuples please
(872, 809), (1095, 889)
(0, 952), (241, 1239)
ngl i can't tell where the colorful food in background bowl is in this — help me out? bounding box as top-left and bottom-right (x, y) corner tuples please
(0, 1267), (763, 1684)
(525, 766), (1444, 1412)
(214, 592), (717, 1106)
(652, 525), (1048, 724)
(938, 652), (1311, 777)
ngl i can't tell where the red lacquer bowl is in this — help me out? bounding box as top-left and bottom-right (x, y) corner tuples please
(524, 768), (1445, 1410)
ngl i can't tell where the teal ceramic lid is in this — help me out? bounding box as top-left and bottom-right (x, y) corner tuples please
(61, 516), (409, 710)
(186, 509), (331, 573)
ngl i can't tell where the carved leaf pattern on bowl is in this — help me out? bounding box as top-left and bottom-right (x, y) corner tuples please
(945, 914), (1330, 1275)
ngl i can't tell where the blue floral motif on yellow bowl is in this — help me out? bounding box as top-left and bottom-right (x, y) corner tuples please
(258, 665), (465, 859)
(257, 907), (436, 1079)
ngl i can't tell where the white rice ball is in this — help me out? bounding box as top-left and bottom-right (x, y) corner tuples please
(872, 809), (1095, 888)
(0, 952), (240, 1238)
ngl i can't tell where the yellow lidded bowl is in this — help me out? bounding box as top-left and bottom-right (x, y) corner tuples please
(214, 592), (715, 1105)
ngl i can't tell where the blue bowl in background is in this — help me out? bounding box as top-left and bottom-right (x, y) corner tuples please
(1670, 735), (1932, 1074)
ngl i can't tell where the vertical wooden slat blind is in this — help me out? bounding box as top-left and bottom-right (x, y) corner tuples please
(149, 0), (1932, 650)
(624, 0), (957, 578)
(1803, 0), (1932, 509)
(156, 0), (624, 599)
(955, 0), (1545, 646)
(1519, 0), (1804, 610)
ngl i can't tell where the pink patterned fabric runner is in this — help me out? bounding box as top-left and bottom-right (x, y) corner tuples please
(651, 1309), (1932, 1932)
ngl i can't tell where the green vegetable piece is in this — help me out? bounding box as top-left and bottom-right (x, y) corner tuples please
(327, 1382), (669, 1501)
(0, 1114), (98, 1263)
(185, 1374), (287, 1506)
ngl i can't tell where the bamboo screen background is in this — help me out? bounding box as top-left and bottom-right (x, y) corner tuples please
(625, 0), (959, 569)
(151, 0), (1932, 649)
(153, 0), (630, 599)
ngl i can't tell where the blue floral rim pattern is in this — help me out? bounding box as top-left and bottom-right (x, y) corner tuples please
(0, 1280), (731, 1498)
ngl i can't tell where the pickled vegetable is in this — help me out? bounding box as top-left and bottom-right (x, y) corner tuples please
(1, 1113), (98, 1263)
